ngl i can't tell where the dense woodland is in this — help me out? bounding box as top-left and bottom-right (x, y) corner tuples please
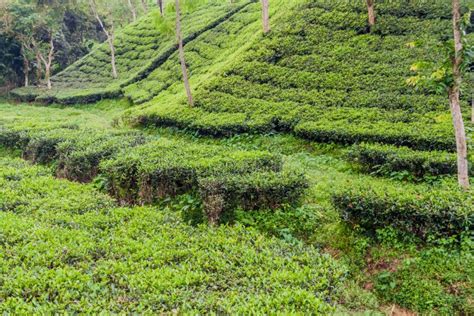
(0, 0), (473, 314)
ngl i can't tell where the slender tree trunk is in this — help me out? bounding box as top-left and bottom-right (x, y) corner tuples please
(175, 0), (193, 106)
(366, 0), (376, 28)
(45, 37), (54, 90)
(128, 0), (137, 21)
(32, 36), (55, 90)
(471, 92), (474, 123)
(108, 26), (118, 79)
(35, 53), (43, 83)
(24, 60), (29, 87)
(451, 0), (470, 189)
(261, 0), (270, 34)
(141, 0), (148, 13)
(157, 0), (164, 16)
(21, 45), (29, 87)
(90, 0), (118, 79)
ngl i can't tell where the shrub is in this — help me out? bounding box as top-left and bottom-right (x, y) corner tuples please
(348, 143), (473, 178)
(100, 139), (284, 204)
(199, 169), (308, 224)
(56, 131), (149, 182)
(100, 138), (307, 220)
(332, 181), (473, 239)
(0, 157), (114, 214)
(294, 120), (455, 151)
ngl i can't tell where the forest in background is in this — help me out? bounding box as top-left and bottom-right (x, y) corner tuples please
(0, 0), (162, 90)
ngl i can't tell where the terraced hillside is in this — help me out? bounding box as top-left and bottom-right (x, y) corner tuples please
(10, 0), (252, 104)
(123, 0), (264, 104)
(131, 0), (471, 153)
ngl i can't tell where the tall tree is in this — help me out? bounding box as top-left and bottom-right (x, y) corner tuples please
(450, 0), (470, 189)
(1, 2), (37, 87)
(32, 35), (55, 89)
(31, 4), (63, 90)
(366, 0), (375, 29)
(261, 0), (270, 34)
(408, 0), (472, 189)
(89, 0), (118, 79)
(175, 0), (193, 106)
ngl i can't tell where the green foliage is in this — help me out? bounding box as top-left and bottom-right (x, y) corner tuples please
(332, 180), (473, 240)
(199, 168), (308, 221)
(372, 235), (474, 315)
(0, 156), (346, 313)
(406, 11), (474, 95)
(348, 143), (473, 179)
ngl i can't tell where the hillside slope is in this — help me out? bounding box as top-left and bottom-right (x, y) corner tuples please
(129, 0), (472, 153)
(10, 0), (252, 104)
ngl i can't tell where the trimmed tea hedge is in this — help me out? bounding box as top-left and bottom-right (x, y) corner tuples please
(294, 120), (455, 151)
(55, 131), (149, 182)
(332, 181), (473, 239)
(348, 143), (473, 178)
(100, 139), (307, 221)
(199, 169), (308, 224)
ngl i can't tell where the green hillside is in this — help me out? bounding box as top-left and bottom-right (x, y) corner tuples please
(10, 0), (251, 104)
(1, 0), (473, 314)
(130, 0), (470, 153)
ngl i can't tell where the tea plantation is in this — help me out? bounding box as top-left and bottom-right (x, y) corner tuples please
(2, 0), (474, 314)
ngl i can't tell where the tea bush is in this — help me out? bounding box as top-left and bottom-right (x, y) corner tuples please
(332, 180), (473, 240)
(348, 143), (474, 178)
(100, 139), (307, 221)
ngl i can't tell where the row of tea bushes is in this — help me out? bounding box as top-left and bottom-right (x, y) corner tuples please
(0, 121), (308, 222)
(294, 119), (455, 152)
(332, 179), (473, 240)
(348, 143), (473, 179)
(0, 157), (346, 313)
(0, 123), (147, 182)
(204, 75), (451, 113)
(100, 139), (307, 222)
